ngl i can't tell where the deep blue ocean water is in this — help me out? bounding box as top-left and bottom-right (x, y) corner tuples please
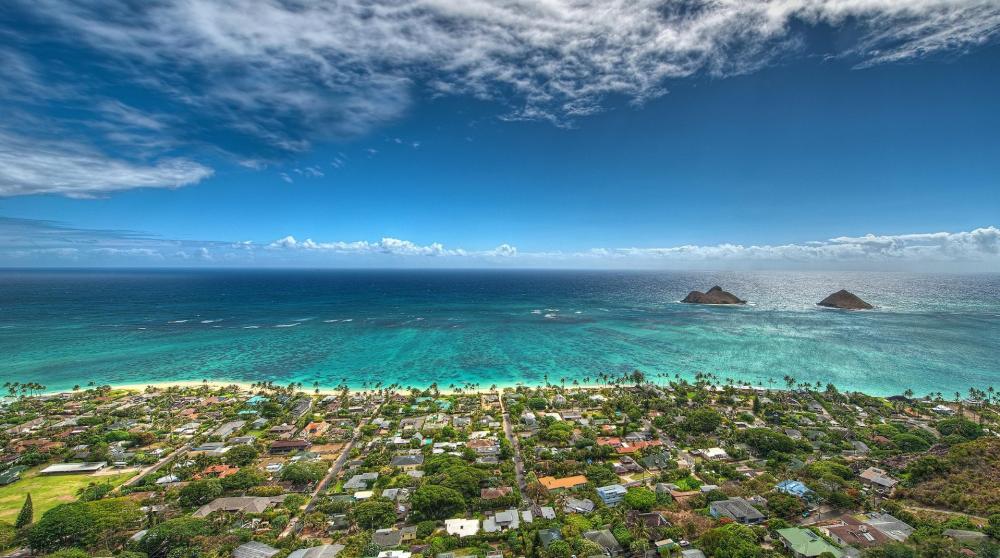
(1, 269), (998, 396)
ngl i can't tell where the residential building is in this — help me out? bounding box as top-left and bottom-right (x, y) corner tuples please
(776, 528), (844, 558)
(709, 497), (765, 524)
(597, 484), (627, 506)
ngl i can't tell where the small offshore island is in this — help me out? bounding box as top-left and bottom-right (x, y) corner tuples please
(681, 286), (747, 305)
(818, 291), (875, 311)
(0, 375), (997, 558)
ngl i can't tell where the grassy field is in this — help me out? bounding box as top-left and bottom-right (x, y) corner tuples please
(0, 467), (136, 524)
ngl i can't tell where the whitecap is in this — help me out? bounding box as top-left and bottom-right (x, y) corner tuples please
(323, 319), (340, 323)
(200, 319), (222, 324)
(243, 325), (260, 329)
(275, 323), (300, 328)
(168, 319), (189, 324)
(342, 318), (353, 322)
(574, 311), (582, 314)
(530, 309), (542, 315)
(293, 317), (314, 322)
(544, 313), (558, 319)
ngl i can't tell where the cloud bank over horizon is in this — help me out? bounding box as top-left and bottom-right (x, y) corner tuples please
(2, 0), (999, 196)
(2, 217), (997, 271)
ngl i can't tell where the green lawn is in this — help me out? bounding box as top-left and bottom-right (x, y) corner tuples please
(0, 467), (136, 524)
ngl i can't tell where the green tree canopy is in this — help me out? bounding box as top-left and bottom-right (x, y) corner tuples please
(623, 487), (657, 511)
(699, 523), (762, 558)
(15, 493), (32, 529)
(28, 497), (142, 553)
(140, 516), (213, 558)
(178, 479), (223, 508)
(352, 498), (398, 529)
(739, 428), (797, 457)
(224, 444), (259, 466)
(281, 460), (329, 485)
(684, 409), (723, 433)
(411, 485), (466, 519)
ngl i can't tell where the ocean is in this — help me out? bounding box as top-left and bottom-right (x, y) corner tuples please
(1, 269), (998, 396)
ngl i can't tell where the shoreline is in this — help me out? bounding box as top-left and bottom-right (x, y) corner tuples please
(20, 377), (908, 400)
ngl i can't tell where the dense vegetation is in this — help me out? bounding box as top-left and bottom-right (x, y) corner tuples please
(899, 437), (1000, 515)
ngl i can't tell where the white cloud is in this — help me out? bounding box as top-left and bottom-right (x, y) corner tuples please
(2, 217), (998, 269)
(0, 130), (213, 197)
(17, 0), (1000, 143)
(612, 226), (1000, 264)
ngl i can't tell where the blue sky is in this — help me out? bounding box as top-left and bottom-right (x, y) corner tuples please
(1, 1), (999, 269)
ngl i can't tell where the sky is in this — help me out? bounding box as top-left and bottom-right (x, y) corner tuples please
(0, 0), (998, 269)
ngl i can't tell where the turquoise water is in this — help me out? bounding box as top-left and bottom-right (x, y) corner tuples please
(1, 269), (998, 396)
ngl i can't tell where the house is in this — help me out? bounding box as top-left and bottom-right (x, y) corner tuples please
(233, 541), (280, 558)
(641, 452), (674, 471)
(864, 513), (914, 542)
(269, 439), (311, 454)
(191, 441), (227, 454)
(193, 496), (286, 517)
(212, 420), (246, 440)
(629, 511), (671, 530)
(0, 466), (26, 486)
(467, 438), (500, 455)
(560, 410), (583, 421)
(776, 528), (843, 558)
(291, 398), (312, 419)
(858, 467), (898, 491)
(564, 497), (595, 514)
(373, 528), (403, 548)
(584, 529), (624, 557)
(302, 421), (331, 439)
(776, 480), (813, 498)
(538, 528), (563, 548)
(702, 447), (730, 460)
(445, 518), (480, 537)
(343, 472), (379, 491)
(537, 506), (557, 520)
(197, 464), (240, 479)
(288, 545), (345, 558)
(483, 509), (520, 532)
(481, 487), (513, 500)
(709, 498), (765, 524)
(822, 515), (891, 550)
(390, 454), (424, 471)
(269, 423), (296, 436)
(377, 552), (411, 558)
(39, 462), (106, 475)
(597, 484), (627, 507)
(539, 475), (588, 491)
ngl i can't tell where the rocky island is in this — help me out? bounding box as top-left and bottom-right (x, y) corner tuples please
(818, 289), (874, 310)
(681, 285), (747, 305)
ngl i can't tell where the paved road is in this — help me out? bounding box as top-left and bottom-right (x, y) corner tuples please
(279, 404), (380, 538)
(499, 394), (530, 506)
(121, 443), (191, 488)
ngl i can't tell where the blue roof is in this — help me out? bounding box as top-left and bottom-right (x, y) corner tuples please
(775, 480), (812, 497)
